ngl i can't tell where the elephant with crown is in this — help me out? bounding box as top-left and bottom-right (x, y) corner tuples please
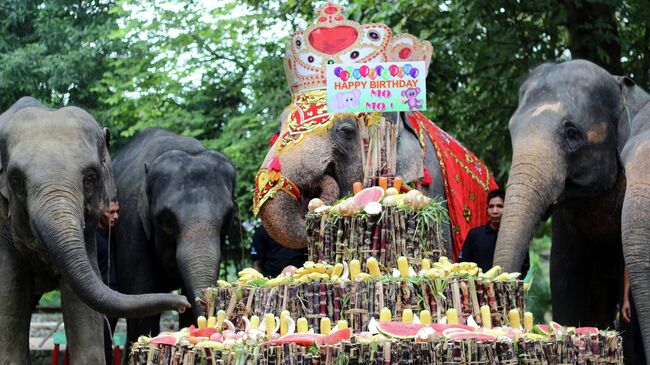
(253, 3), (498, 261)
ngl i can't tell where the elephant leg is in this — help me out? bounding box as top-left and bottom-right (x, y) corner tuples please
(60, 279), (105, 365)
(0, 246), (33, 365)
(550, 215), (620, 327)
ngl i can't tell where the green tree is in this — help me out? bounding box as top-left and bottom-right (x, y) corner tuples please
(0, 0), (119, 112)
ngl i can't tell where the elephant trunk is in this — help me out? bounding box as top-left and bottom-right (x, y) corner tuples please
(494, 146), (565, 272)
(176, 223), (221, 316)
(260, 174), (339, 249)
(30, 186), (190, 318)
(622, 184), (650, 360)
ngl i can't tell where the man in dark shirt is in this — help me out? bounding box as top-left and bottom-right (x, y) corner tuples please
(460, 189), (530, 274)
(251, 225), (307, 277)
(96, 199), (119, 365)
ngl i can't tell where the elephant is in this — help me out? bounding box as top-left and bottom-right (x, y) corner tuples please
(0, 98), (190, 364)
(492, 59), (650, 360)
(112, 128), (237, 355)
(256, 105), (498, 259)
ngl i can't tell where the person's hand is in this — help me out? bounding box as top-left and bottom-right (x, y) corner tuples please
(281, 265), (298, 276)
(622, 298), (631, 323)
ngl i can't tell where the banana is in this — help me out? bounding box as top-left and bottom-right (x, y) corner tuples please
(482, 265), (503, 279)
(217, 280), (231, 288)
(238, 268), (262, 277)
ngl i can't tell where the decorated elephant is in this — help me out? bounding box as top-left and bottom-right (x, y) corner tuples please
(253, 3), (498, 259)
(0, 98), (189, 364)
(254, 97), (498, 260)
(112, 128), (237, 353)
(493, 59), (650, 359)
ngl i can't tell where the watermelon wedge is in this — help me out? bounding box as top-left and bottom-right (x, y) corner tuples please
(319, 328), (352, 345)
(549, 321), (564, 333)
(376, 322), (424, 339)
(190, 327), (218, 337)
(447, 332), (497, 341)
(429, 323), (475, 333)
(442, 328), (473, 338)
(353, 187), (384, 208)
(260, 333), (324, 347)
(149, 335), (177, 345)
(532, 324), (551, 336)
(575, 327), (599, 335)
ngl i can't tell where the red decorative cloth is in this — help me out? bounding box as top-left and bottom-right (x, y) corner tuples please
(407, 112), (499, 261)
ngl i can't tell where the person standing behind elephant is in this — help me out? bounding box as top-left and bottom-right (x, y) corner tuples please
(96, 198), (120, 365)
(460, 189), (530, 274)
(251, 225), (306, 277)
(621, 267), (646, 364)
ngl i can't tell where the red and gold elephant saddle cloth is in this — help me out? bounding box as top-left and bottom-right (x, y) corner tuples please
(406, 111), (499, 261)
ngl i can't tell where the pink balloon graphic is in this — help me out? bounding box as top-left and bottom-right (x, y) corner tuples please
(389, 64), (399, 77)
(340, 70), (350, 81)
(359, 65), (369, 77)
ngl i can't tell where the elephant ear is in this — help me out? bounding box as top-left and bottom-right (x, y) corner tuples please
(396, 112), (425, 184)
(138, 166), (152, 240)
(616, 75), (642, 154)
(0, 156), (7, 200)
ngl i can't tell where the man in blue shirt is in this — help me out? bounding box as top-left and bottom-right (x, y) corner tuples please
(460, 189), (529, 274)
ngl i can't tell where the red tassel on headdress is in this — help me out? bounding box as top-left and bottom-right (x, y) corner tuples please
(268, 133), (279, 147)
(422, 167), (432, 186)
(268, 156), (282, 172)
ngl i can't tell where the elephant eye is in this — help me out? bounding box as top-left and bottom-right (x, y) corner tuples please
(561, 120), (586, 152)
(83, 171), (98, 190)
(335, 123), (357, 140)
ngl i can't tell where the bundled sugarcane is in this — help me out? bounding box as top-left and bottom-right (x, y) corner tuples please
(306, 187), (448, 271)
(129, 317), (624, 365)
(202, 257), (525, 333)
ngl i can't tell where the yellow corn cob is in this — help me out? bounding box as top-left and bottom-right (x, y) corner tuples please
(367, 257), (381, 278)
(483, 265), (503, 279)
(401, 309), (413, 324)
(480, 305), (492, 329)
(250, 315), (260, 329)
(419, 310), (432, 325)
(523, 312), (533, 330)
(265, 313), (275, 336)
(337, 320), (348, 330)
(508, 309), (521, 328)
(355, 273), (372, 282)
(280, 310), (290, 336)
(207, 316), (217, 328)
(320, 317), (331, 335)
(349, 259), (361, 280)
(446, 309), (458, 325)
(380, 307), (392, 322)
(421, 258), (431, 270)
(197, 316), (207, 329)
(297, 317), (309, 333)
(217, 310), (226, 329)
(397, 256), (409, 278)
(332, 263), (344, 277)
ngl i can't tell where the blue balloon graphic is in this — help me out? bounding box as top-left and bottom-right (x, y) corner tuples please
(353, 69), (362, 80)
(334, 67), (343, 77)
(403, 64), (412, 75)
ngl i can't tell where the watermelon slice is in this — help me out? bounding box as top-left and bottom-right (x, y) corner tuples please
(353, 187), (384, 208)
(531, 324), (551, 336)
(149, 335), (177, 345)
(319, 328), (352, 345)
(376, 322), (424, 339)
(575, 327), (599, 335)
(190, 327), (218, 337)
(549, 321), (564, 333)
(447, 332), (497, 341)
(260, 333), (324, 347)
(429, 323), (475, 333)
(441, 328), (473, 338)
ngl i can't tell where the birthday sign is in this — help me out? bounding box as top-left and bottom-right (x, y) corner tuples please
(326, 61), (426, 113)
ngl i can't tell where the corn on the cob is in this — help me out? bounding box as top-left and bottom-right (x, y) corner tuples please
(207, 316), (217, 328)
(480, 305), (492, 329)
(337, 320), (348, 330)
(297, 317), (309, 333)
(419, 310), (431, 325)
(320, 317), (331, 335)
(349, 259), (361, 280)
(280, 310), (290, 336)
(446, 308), (458, 325)
(509, 309), (521, 328)
(524, 312), (534, 330)
(401, 309), (413, 323)
(397, 256), (409, 278)
(250, 315), (260, 329)
(366, 257), (381, 278)
(380, 307), (391, 322)
(265, 313), (275, 336)
(197, 316), (207, 329)
(421, 258), (431, 270)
